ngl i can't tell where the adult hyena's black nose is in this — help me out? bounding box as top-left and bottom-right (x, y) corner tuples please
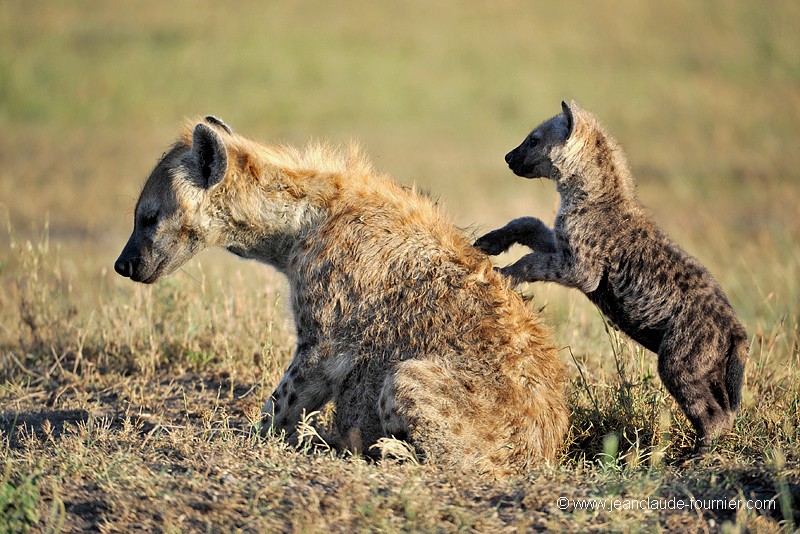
(115, 236), (141, 279)
(114, 258), (133, 278)
(505, 151), (515, 165)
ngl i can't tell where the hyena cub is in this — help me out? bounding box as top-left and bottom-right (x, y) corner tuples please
(475, 101), (748, 451)
(116, 117), (568, 475)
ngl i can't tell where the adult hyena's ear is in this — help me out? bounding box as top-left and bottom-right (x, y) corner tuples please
(191, 122), (228, 190)
(204, 115), (233, 134)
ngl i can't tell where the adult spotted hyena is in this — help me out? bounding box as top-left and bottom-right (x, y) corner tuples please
(475, 101), (748, 451)
(115, 117), (568, 475)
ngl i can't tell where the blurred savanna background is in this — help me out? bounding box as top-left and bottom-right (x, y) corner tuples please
(1, 1), (798, 531)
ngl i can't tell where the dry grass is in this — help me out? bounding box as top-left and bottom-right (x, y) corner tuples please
(1, 1), (799, 532)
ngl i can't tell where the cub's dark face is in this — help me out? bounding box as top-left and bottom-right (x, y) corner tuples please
(505, 103), (573, 179)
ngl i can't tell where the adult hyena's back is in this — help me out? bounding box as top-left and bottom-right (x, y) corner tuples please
(294, 198), (500, 355)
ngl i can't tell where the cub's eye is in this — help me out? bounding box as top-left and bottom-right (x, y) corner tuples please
(530, 134), (542, 147)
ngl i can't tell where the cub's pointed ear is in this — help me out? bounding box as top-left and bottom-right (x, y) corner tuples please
(561, 100), (575, 139)
(191, 123), (228, 189)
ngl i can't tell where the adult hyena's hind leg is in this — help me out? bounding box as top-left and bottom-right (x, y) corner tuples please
(657, 332), (739, 452)
(378, 359), (522, 477)
(378, 360), (480, 468)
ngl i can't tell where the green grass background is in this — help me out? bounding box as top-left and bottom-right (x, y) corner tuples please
(1, 0), (798, 531)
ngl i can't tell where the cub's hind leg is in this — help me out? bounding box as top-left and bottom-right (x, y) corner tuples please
(657, 330), (738, 451)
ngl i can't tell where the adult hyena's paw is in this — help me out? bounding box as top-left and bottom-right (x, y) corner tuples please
(473, 230), (510, 256)
(259, 398), (278, 437)
(259, 399), (301, 445)
(260, 393), (294, 438)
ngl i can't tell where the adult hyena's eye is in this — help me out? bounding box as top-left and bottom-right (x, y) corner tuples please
(140, 210), (159, 227)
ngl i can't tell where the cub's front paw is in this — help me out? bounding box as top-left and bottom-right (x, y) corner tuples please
(474, 231), (509, 256)
(498, 264), (526, 286)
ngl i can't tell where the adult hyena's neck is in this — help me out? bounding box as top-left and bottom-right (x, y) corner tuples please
(211, 149), (339, 272)
(221, 195), (324, 272)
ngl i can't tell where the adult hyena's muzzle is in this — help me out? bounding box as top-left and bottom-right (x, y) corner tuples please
(114, 236), (158, 283)
(114, 238), (140, 280)
(114, 256), (134, 278)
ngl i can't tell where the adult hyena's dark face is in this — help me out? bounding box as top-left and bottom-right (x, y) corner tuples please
(115, 121), (229, 283)
(505, 103), (573, 179)
(115, 145), (198, 283)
